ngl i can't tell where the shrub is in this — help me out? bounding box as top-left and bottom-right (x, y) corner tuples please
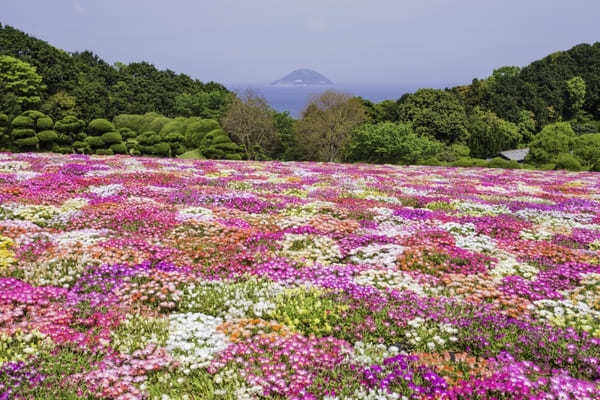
(36, 130), (59, 143)
(573, 134), (600, 167)
(527, 122), (575, 164)
(0, 114), (8, 127)
(55, 116), (85, 134)
(101, 131), (123, 145)
(95, 148), (114, 156)
(451, 158), (485, 167)
(485, 157), (522, 169)
(554, 153), (582, 171)
(11, 115), (34, 129)
(178, 149), (205, 159)
(110, 143), (128, 154)
(184, 118), (220, 148)
(87, 119), (115, 136)
(36, 116), (54, 131)
(51, 145), (72, 154)
(11, 128), (36, 139)
(113, 114), (144, 132)
(117, 127), (137, 139)
(84, 136), (105, 148)
(152, 142), (171, 156)
(56, 133), (73, 145)
(15, 136), (39, 148)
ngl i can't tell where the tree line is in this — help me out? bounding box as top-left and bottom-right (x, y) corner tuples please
(1, 23), (599, 171)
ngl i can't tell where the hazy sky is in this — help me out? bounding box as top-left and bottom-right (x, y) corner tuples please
(3, 0), (599, 86)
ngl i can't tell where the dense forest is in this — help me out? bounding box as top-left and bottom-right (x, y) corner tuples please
(1, 23), (599, 170)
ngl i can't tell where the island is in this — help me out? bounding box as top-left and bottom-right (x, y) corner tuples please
(271, 68), (333, 86)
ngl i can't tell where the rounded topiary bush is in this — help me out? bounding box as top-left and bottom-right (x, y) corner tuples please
(101, 131), (123, 145)
(152, 142), (171, 156)
(87, 119), (115, 136)
(85, 136), (105, 148)
(36, 116), (54, 131)
(118, 127), (137, 139)
(95, 148), (114, 156)
(11, 115), (34, 129)
(554, 153), (582, 171)
(0, 113), (8, 127)
(55, 116), (85, 134)
(11, 128), (36, 139)
(110, 143), (128, 154)
(22, 110), (45, 120)
(56, 133), (73, 145)
(15, 136), (39, 148)
(51, 145), (72, 154)
(37, 130), (59, 143)
(486, 157), (522, 169)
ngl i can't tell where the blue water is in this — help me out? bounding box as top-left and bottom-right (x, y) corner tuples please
(225, 83), (441, 118)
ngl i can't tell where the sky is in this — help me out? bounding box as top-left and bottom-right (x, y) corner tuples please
(2, 0), (600, 86)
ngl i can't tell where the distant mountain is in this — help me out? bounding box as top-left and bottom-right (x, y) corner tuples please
(271, 68), (333, 86)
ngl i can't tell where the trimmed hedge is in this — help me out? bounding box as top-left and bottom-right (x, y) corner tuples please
(101, 131), (123, 145)
(37, 130), (59, 143)
(88, 119), (115, 136)
(36, 116), (54, 130)
(11, 116), (34, 129)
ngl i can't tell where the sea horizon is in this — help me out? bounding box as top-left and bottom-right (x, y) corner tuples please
(225, 82), (457, 118)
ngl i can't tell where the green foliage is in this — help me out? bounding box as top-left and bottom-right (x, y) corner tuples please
(174, 90), (232, 119)
(55, 115), (85, 134)
(0, 55), (45, 114)
(451, 158), (487, 168)
(152, 142), (171, 156)
(113, 114), (145, 132)
(40, 91), (78, 120)
(117, 127), (137, 139)
(11, 128), (35, 139)
(485, 157), (522, 169)
(84, 135), (104, 149)
(178, 149), (206, 160)
(573, 133), (600, 167)
(554, 153), (582, 171)
(36, 116), (53, 131)
(345, 122), (443, 164)
(399, 89), (469, 144)
(14, 136), (38, 148)
(184, 118), (220, 148)
(199, 128), (244, 160)
(100, 131), (123, 145)
(10, 115), (34, 129)
(467, 107), (521, 158)
(110, 142), (128, 154)
(566, 76), (586, 116)
(527, 122), (575, 164)
(517, 110), (537, 143)
(36, 130), (58, 143)
(95, 148), (114, 156)
(87, 118), (114, 135)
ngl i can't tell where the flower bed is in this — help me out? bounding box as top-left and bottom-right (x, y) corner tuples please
(0, 153), (599, 399)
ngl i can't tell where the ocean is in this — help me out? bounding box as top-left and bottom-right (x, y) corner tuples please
(225, 83), (446, 118)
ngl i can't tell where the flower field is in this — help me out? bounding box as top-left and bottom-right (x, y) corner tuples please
(1, 152), (600, 399)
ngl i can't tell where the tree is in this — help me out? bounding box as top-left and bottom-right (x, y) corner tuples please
(526, 122), (575, 164)
(517, 110), (537, 144)
(174, 90), (232, 120)
(0, 55), (45, 115)
(566, 76), (586, 117)
(295, 90), (367, 162)
(467, 107), (522, 158)
(40, 91), (78, 119)
(573, 133), (600, 168)
(344, 122), (443, 164)
(222, 89), (280, 160)
(398, 89), (469, 144)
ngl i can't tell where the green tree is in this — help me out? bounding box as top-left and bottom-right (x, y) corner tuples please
(573, 133), (600, 168)
(295, 90), (367, 162)
(40, 91), (78, 119)
(221, 89), (280, 160)
(344, 122), (443, 164)
(517, 110), (537, 144)
(0, 55), (45, 115)
(467, 107), (522, 158)
(566, 76), (586, 117)
(526, 122), (575, 164)
(398, 89), (469, 144)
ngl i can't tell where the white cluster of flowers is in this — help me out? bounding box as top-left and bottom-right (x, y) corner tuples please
(529, 299), (600, 336)
(325, 389), (404, 400)
(0, 160), (30, 172)
(354, 269), (425, 295)
(348, 243), (406, 268)
(212, 366), (262, 399)
(283, 201), (337, 218)
(166, 312), (230, 370)
(278, 233), (341, 265)
(348, 341), (400, 366)
(441, 222), (496, 253)
(277, 215), (312, 229)
(405, 317), (458, 351)
(490, 253), (539, 280)
(177, 206), (214, 222)
(87, 183), (124, 197)
(22, 254), (97, 288)
(2, 203), (61, 226)
(515, 209), (595, 230)
(519, 227), (554, 241)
